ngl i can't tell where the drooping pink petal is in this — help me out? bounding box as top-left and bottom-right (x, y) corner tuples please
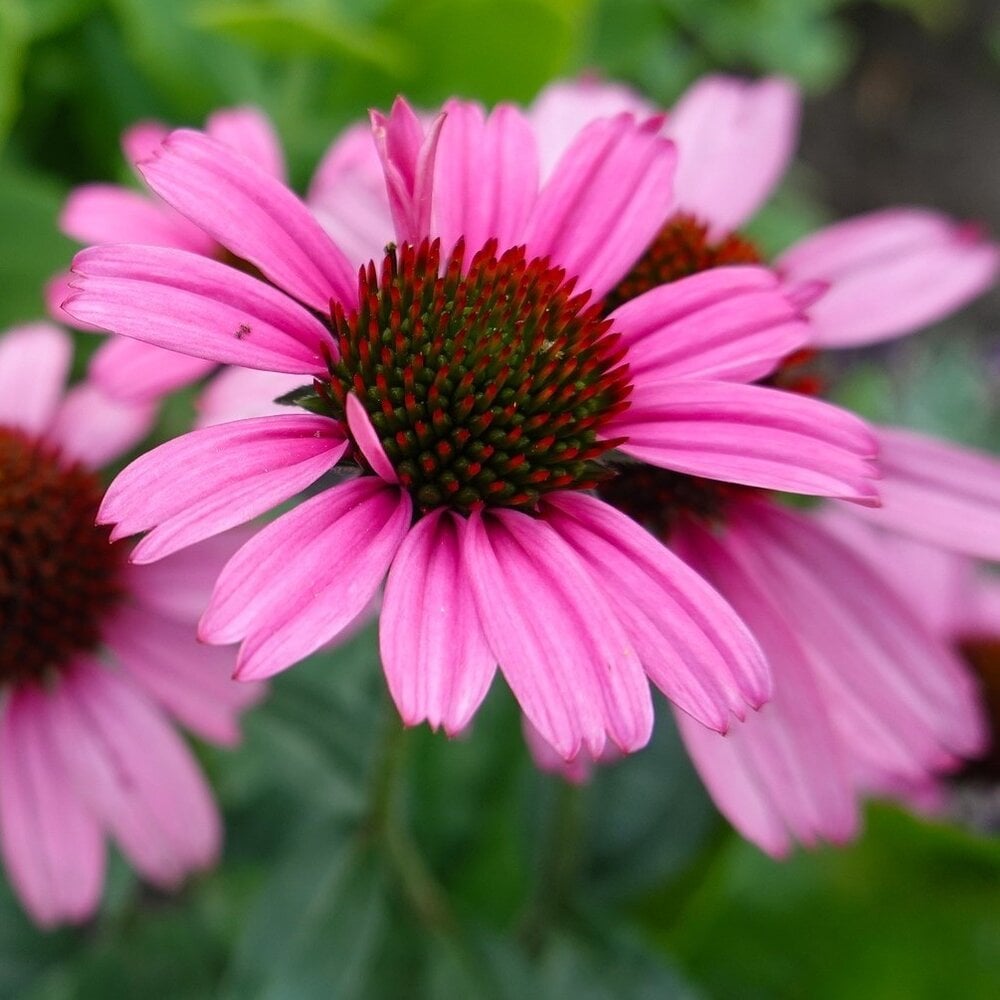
(608, 379), (880, 502)
(672, 518), (859, 854)
(841, 427), (1000, 560)
(67, 244), (336, 372)
(728, 500), (987, 778)
(206, 106), (286, 181)
(380, 508), (496, 735)
(462, 507), (653, 760)
(433, 100), (539, 267)
(200, 477), (412, 680)
(89, 335), (217, 403)
(121, 120), (169, 166)
(48, 661), (220, 887)
(542, 492), (769, 732)
(370, 97), (445, 245)
(138, 129), (357, 311)
(525, 113), (676, 299)
(99, 413), (348, 562)
(522, 716), (609, 785)
(46, 271), (105, 332)
(195, 366), (308, 428)
(778, 209), (999, 347)
(0, 686), (104, 927)
(666, 75), (799, 238)
(346, 392), (397, 483)
(104, 604), (261, 747)
(59, 183), (216, 254)
(127, 527), (256, 622)
(307, 122), (394, 267)
(528, 77), (654, 181)
(0, 323), (72, 434)
(607, 265), (808, 384)
(47, 381), (157, 468)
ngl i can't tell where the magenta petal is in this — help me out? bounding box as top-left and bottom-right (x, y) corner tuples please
(346, 392), (397, 482)
(48, 661), (220, 887)
(200, 477), (411, 680)
(89, 335), (216, 403)
(0, 686), (104, 927)
(138, 129), (357, 311)
(526, 113), (677, 299)
(121, 120), (169, 166)
(0, 324), (71, 435)
(543, 492), (769, 731)
(778, 208), (1000, 347)
(46, 271), (106, 332)
(462, 507), (653, 760)
(728, 501), (987, 777)
(68, 244), (336, 373)
(380, 508), (496, 735)
(205, 105), (286, 181)
(371, 98), (445, 245)
(105, 605), (259, 747)
(610, 378), (880, 503)
(47, 381), (157, 468)
(433, 100), (539, 267)
(607, 265), (808, 384)
(195, 367), (309, 428)
(308, 122), (394, 267)
(846, 427), (1000, 561)
(666, 75), (799, 237)
(59, 183), (216, 254)
(673, 518), (859, 853)
(100, 413), (348, 562)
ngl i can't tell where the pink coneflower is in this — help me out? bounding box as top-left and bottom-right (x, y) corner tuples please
(65, 96), (881, 761)
(0, 323), (259, 927)
(519, 74), (997, 854)
(49, 106), (302, 410)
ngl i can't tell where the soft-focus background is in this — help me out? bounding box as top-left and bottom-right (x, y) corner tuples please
(1, 0), (999, 996)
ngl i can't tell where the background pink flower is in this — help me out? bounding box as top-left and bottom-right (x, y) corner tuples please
(0, 323), (261, 927)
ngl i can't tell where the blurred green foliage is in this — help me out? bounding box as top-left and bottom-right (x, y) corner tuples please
(0, 0), (997, 997)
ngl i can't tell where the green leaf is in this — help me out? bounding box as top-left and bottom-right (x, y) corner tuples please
(649, 805), (1000, 1000)
(194, 1), (410, 74)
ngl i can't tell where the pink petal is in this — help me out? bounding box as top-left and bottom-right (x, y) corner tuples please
(843, 427), (1000, 561)
(47, 380), (157, 468)
(128, 527), (257, 622)
(46, 271), (105, 332)
(522, 716), (608, 785)
(105, 604), (261, 747)
(100, 413), (348, 562)
(346, 392), (397, 483)
(49, 661), (220, 887)
(609, 379), (880, 502)
(542, 492), (769, 731)
(526, 113), (676, 299)
(138, 129), (357, 311)
(206, 106), (286, 181)
(0, 323), (72, 434)
(121, 120), (169, 166)
(195, 366), (309, 428)
(59, 183), (215, 254)
(462, 507), (653, 760)
(666, 75), (799, 238)
(0, 686), (104, 927)
(673, 518), (859, 853)
(380, 508), (496, 735)
(779, 209), (1000, 347)
(89, 335), (217, 403)
(433, 100), (538, 267)
(307, 122), (394, 267)
(528, 77), (654, 181)
(200, 477), (411, 680)
(370, 97), (445, 245)
(68, 244), (336, 372)
(729, 500), (987, 777)
(607, 265), (808, 384)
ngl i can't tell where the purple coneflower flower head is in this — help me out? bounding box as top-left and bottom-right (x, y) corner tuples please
(520, 73), (997, 854)
(0, 324), (260, 927)
(65, 95), (880, 762)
